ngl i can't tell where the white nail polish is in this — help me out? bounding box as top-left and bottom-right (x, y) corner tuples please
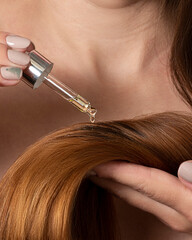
(7, 49), (30, 65)
(6, 35), (30, 49)
(178, 162), (192, 183)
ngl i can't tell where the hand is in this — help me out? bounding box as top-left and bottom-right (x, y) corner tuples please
(88, 160), (192, 234)
(0, 31), (34, 87)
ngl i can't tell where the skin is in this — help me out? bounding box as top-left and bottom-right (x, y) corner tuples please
(0, 0), (192, 239)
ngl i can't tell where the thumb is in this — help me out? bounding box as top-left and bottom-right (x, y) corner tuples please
(178, 160), (192, 190)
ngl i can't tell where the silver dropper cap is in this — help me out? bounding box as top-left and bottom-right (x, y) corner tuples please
(22, 50), (53, 89)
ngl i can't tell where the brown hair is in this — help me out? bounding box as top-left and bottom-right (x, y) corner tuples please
(167, 0), (192, 107)
(1, 1), (192, 239)
(0, 111), (192, 240)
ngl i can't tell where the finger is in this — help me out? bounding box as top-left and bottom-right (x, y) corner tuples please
(0, 66), (22, 87)
(89, 176), (192, 233)
(92, 161), (192, 221)
(178, 161), (192, 190)
(0, 43), (30, 68)
(0, 79), (21, 87)
(0, 31), (35, 52)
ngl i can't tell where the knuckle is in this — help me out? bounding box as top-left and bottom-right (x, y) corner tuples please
(134, 182), (162, 201)
(134, 182), (151, 196)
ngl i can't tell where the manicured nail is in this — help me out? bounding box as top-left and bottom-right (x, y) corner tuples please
(1, 67), (22, 80)
(6, 35), (30, 49)
(178, 161), (192, 183)
(7, 49), (30, 65)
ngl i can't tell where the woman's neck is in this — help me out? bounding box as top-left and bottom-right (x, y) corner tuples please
(40, 1), (171, 78)
(29, 0), (172, 86)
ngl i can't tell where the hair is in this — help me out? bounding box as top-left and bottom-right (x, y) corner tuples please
(164, 0), (192, 108)
(1, 1), (192, 240)
(0, 111), (192, 240)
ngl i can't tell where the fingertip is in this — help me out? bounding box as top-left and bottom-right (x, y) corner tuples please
(0, 79), (21, 87)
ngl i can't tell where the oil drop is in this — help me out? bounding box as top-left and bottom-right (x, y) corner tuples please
(69, 95), (97, 123)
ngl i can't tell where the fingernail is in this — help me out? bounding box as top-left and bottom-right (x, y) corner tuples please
(178, 161), (192, 183)
(6, 35), (30, 49)
(7, 49), (30, 65)
(86, 170), (97, 177)
(1, 67), (22, 80)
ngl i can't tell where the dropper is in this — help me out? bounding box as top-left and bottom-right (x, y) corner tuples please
(22, 50), (97, 123)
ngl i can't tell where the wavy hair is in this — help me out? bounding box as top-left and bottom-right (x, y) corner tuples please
(0, 112), (192, 239)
